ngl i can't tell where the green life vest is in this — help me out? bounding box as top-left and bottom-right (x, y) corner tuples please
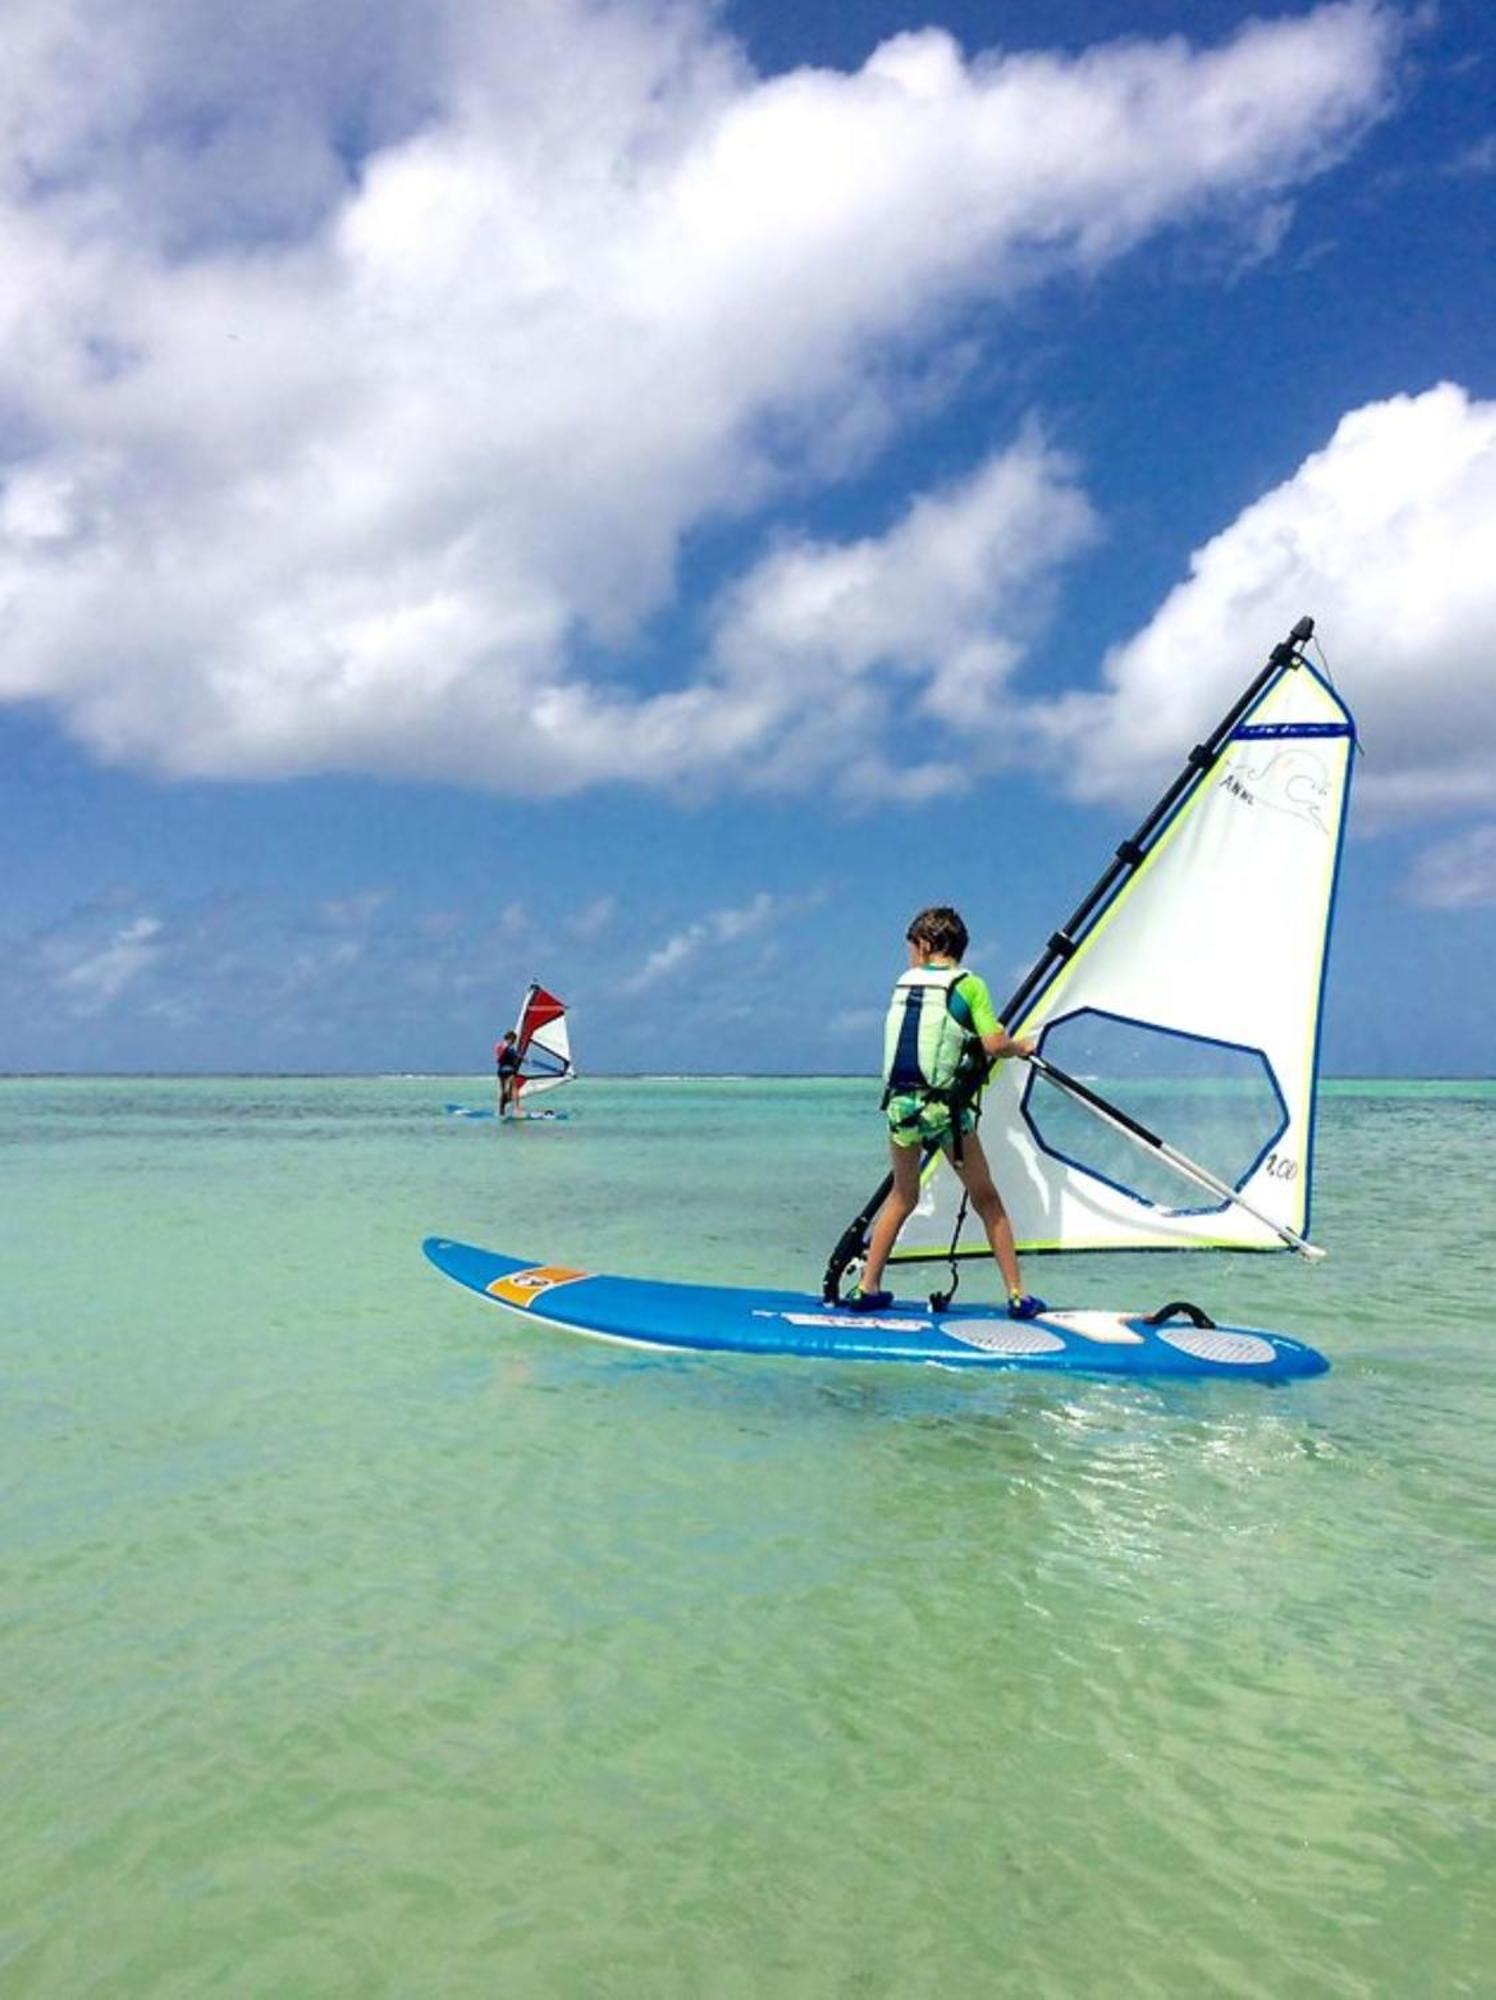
(881, 966), (987, 1107)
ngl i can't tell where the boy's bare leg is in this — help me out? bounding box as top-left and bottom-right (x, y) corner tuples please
(857, 1142), (925, 1296)
(948, 1132), (1023, 1296)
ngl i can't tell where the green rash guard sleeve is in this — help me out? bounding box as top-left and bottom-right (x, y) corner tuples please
(949, 971), (1001, 1040)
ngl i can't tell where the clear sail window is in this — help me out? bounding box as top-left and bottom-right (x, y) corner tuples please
(1021, 1007), (1288, 1212)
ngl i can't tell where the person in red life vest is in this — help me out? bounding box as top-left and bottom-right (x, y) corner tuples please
(494, 1031), (522, 1116)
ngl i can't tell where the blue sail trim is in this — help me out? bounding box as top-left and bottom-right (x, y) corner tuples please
(1298, 666), (1358, 1238)
(1232, 722), (1353, 739)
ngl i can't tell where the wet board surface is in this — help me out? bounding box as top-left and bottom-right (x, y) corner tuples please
(422, 1237), (1329, 1381)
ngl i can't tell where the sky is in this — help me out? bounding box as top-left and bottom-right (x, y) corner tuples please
(1, 0), (1493, 1076)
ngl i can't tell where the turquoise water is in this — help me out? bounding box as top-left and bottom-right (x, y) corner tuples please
(3, 1076), (1493, 1995)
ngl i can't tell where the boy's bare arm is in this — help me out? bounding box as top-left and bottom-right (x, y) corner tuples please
(981, 1029), (1035, 1061)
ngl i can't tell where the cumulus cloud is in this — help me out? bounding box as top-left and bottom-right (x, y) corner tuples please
(533, 429), (1098, 802)
(1402, 824), (1496, 908)
(694, 429), (1098, 797)
(1031, 384), (1496, 823)
(0, 0), (1399, 795)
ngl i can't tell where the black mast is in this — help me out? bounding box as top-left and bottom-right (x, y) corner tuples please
(820, 615), (1316, 1303)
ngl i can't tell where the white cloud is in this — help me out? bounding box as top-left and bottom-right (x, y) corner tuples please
(0, 0), (1399, 795)
(622, 889), (785, 992)
(1032, 384), (1496, 823)
(48, 915), (165, 1012)
(622, 932), (698, 994)
(1402, 824), (1496, 908)
(709, 891), (778, 942)
(691, 429), (1098, 796)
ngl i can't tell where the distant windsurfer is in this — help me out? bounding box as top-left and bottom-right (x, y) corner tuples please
(495, 1030), (522, 1117)
(850, 905), (1045, 1319)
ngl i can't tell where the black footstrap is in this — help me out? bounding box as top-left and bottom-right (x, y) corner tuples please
(1142, 1300), (1217, 1329)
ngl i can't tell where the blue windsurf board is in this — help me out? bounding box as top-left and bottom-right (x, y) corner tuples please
(422, 1238), (1328, 1381)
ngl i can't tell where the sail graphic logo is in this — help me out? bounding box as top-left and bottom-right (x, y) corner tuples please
(1219, 747), (1332, 835)
(486, 1264), (589, 1308)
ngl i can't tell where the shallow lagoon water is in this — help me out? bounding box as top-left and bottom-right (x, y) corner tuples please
(3, 1076), (1493, 1994)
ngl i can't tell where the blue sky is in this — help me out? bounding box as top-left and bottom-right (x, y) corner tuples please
(2, 0), (1493, 1075)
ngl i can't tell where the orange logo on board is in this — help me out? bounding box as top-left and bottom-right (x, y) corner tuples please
(486, 1264), (589, 1308)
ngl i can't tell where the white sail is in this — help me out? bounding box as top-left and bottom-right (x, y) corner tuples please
(893, 650), (1355, 1262)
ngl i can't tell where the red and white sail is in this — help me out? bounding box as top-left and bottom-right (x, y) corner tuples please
(512, 982), (575, 1104)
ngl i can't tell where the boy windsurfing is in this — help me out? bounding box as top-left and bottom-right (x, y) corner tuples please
(850, 905), (1045, 1318)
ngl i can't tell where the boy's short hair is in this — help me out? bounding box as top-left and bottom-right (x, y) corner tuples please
(906, 905), (969, 959)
